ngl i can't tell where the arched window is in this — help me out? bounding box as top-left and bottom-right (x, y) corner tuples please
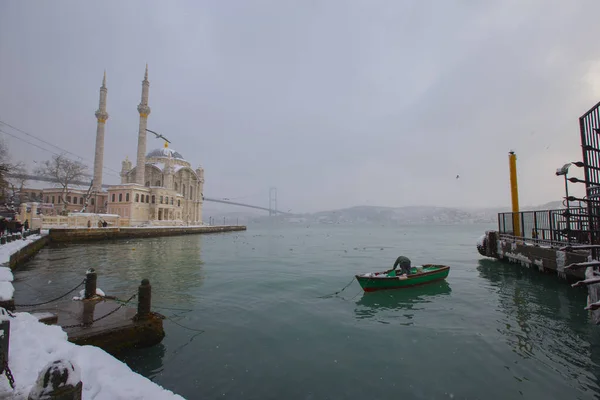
(91, 198), (95, 206)
(165, 196), (169, 204)
(151, 195), (155, 204)
(146, 195), (150, 203)
(156, 180), (161, 187)
(126, 193), (130, 202)
(171, 197), (174, 205)
(118, 193), (123, 202)
(135, 193), (139, 202)
(111, 194), (115, 202)
(79, 197), (83, 205)
(160, 196), (163, 204)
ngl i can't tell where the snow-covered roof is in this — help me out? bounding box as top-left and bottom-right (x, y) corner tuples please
(146, 148), (185, 160)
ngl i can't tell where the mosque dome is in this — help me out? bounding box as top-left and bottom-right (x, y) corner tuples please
(146, 148), (185, 160)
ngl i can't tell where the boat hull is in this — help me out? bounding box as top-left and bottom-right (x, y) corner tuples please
(355, 265), (450, 292)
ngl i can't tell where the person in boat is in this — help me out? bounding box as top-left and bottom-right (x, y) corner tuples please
(392, 256), (412, 276)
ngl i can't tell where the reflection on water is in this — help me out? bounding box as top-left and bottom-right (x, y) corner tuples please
(14, 236), (206, 311)
(477, 259), (600, 395)
(354, 281), (452, 322)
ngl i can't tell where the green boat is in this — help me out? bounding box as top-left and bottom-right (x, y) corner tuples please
(355, 264), (450, 292)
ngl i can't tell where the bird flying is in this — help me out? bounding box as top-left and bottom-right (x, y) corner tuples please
(146, 128), (171, 144)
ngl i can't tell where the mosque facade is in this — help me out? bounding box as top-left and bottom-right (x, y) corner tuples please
(92, 66), (204, 226)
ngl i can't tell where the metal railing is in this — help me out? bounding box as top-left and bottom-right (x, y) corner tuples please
(498, 207), (593, 246)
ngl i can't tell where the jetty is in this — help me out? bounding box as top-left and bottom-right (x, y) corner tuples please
(477, 99), (600, 324)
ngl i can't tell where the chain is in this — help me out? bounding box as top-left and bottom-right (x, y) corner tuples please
(61, 293), (137, 329)
(3, 359), (15, 389)
(14, 279), (86, 308)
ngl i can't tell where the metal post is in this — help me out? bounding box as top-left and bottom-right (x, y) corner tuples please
(84, 268), (97, 299)
(0, 309), (10, 377)
(137, 279), (151, 320)
(549, 210), (553, 242)
(508, 151), (521, 236)
(564, 173), (571, 243)
(533, 211), (538, 243)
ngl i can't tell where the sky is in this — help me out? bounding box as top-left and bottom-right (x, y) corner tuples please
(2, 0), (600, 213)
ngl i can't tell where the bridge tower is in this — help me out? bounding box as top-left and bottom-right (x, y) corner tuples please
(269, 187), (278, 216)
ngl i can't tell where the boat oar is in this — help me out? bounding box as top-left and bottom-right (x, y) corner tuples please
(318, 277), (356, 298)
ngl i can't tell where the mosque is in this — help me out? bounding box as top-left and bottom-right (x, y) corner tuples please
(85, 65), (204, 226)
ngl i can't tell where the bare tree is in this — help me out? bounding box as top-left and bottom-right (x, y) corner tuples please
(0, 138), (28, 209)
(35, 154), (88, 215)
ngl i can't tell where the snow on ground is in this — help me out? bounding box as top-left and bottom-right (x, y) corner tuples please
(0, 281), (14, 301)
(0, 233), (47, 302)
(1, 312), (185, 399)
(73, 288), (105, 300)
(0, 266), (13, 282)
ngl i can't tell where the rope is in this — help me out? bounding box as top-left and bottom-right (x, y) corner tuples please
(164, 315), (205, 333)
(61, 293), (137, 329)
(14, 279), (86, 308)
(318, 277), (356, 298)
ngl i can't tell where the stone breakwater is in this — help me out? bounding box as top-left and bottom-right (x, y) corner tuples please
(48, 225), (247, 243)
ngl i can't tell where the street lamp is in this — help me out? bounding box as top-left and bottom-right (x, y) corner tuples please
(556, 163), (572, 243)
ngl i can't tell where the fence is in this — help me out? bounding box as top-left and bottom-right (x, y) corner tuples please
(42, 214), (122, 229)
(498, 207), (592, 246)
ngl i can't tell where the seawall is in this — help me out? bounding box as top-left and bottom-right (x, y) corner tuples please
(9, 235), (50, 270)
(49, 225), (247, 243)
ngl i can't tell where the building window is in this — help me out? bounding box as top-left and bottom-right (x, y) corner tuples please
(119, 193), (123, 202)
(152, 195), (155, 204)
(91, 198), (95, 206)
(165, 196), (168, 204)
(79, 197), (84, 205)
(145, 181), (150, 187)
(135, 193), (139, 202)
(126, 193), (130, 202)
(67, 196), (71, 203)
(174, 182), (178, 191)
(156, 180), (161, 187)
(183, 185), (186, 196)
(178, 199), (180, 207)
(111, 194), (115, 202)
(52, 196), (55, 203)
(45, 196), (49, 203)
(160, 196), (163, 204)
(171, 197), (174, 205)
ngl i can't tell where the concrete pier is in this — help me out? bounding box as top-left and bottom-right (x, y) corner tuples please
(477, 230), (588, 282)
(27, 279), (165, 356)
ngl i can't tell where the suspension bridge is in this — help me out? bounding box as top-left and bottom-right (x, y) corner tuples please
(6, 173), (290, 216)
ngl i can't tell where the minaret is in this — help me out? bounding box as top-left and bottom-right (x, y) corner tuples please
(163, 142), (174, 190)
(93, 71), (109, 191)
(135, 64), (151, 185)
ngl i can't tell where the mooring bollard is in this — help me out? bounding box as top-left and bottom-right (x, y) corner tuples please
(28, 359), (82, 400)
(84, 268), (97, 299)
(137, 279), (151, 319)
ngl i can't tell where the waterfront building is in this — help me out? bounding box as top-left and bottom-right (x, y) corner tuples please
(20, 66), (204, 226)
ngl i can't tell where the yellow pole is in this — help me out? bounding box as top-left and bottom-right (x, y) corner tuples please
(508, 151), (521, 237)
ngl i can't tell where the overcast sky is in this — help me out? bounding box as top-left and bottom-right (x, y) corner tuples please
(2, 1), (600, 213)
